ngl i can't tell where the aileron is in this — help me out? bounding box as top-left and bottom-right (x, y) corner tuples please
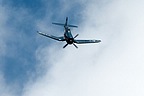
(74, 40), (101, 44)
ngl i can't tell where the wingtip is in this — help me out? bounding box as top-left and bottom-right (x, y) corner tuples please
(37, 31), (40, 34)
(37, 31), (43, 35)
(98, 40), (101, 43)
(93, 40), (101, 43)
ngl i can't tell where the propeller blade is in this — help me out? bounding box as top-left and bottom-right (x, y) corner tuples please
(73, 43), (78, 48)
(63, 43), (68, 48)
(74, 34), (79, 38)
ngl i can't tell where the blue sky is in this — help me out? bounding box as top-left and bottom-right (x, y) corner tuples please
(0, 0), (84, 95)
(1, 0), (144, 96)
(2, 0), (44, 84)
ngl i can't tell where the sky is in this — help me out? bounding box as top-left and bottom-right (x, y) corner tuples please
(0, 0), (144, 96)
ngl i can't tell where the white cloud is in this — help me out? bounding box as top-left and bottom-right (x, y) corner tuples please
(0, 3), (19, 96)
(23, 0), (144, 96)
(0, 73), (17, 96)
(0, 1), (38, 96)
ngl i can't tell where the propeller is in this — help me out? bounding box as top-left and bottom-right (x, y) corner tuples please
(73, 43), (78, 48)
(63, 43), (68, 48)
(63, 34), (79, 48)
(74, 34), (79, 38)
(63, 43), (78, 48)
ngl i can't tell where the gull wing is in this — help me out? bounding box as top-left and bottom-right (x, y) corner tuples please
(74, 39), (101, 44)
(37, 31), (65, 41)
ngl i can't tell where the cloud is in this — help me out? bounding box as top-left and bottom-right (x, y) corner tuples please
(0, 1), (44, 95)
(23, 0), (144, 96)
(0, 2), (22, 96)
(0, 5), (9, 57)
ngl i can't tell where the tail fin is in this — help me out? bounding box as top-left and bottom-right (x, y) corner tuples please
(65, 17), (68, 26)
(66, 17), (78, 28)
(52, 17), (68, 27)
(52, 17), (78, 28)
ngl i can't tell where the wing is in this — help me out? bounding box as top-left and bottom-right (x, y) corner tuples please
(74, 39), (101, 44)
(37, 31), (65, 41)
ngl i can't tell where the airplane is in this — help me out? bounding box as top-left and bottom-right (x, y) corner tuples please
(37, 17), (101, 48)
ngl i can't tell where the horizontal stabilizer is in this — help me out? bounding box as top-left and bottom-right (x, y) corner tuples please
(52, 23), (78, 28)
(68, 24), (78, 28)
(52, 23), (65, 26)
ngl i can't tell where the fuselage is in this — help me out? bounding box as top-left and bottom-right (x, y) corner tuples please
(64, 26), (74, 44)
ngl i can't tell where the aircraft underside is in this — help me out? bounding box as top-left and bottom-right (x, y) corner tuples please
(37, 17), (101, 48)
